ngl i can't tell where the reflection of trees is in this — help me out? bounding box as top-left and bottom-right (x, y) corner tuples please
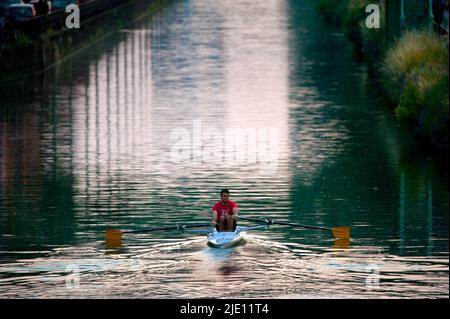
(0, 3), (133, 253)
(396, 147), (449, 256)
(0, 71), (76, 252)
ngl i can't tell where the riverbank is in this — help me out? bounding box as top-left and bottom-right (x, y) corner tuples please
(0, 0), (170, 82)
(317, 0), (449, 153)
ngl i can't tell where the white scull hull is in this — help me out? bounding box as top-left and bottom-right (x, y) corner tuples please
(207, 226), (247, 248)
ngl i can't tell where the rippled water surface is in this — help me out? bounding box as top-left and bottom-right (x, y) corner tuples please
(0, 0), (448, 298)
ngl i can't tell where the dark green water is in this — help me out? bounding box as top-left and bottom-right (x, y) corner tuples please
(0, 0), (448, 298)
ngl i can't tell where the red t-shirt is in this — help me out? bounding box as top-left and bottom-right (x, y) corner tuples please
(212, 200), (238, 217)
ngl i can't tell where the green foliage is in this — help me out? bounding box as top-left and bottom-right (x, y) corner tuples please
(421, 74), (449, 143)
(14, 33), (32, 46)
(318, 0), (384, 53)
(395, 82), (422, 124)
(359, 1), (385, 60)
(318, 0), (378, 26)
(384, 30), (449, 146)
(317, 0), (449, 149)
(384, 31), (448, 81)
(318, 0), (350, 25)
(343, 0), (367, 26)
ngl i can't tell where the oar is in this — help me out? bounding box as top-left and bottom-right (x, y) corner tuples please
(239, 216), (350, 239)
(105, 223), (211, 242)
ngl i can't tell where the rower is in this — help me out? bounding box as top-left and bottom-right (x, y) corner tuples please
(211, 189), (238, 232)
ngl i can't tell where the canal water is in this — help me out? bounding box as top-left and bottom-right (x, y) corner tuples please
(0, 0), (448, 298)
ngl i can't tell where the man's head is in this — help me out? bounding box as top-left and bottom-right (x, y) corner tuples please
(220, 189), (230, 204)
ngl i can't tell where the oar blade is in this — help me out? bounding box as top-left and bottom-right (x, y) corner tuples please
(333, 238), (350, 249)
(105, 229), (124, 248)
(331, 226), (350, 239)
(106, 229), (124, 241)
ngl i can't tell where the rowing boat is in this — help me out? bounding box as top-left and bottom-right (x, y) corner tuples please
(105, 217), (349, 248)
(207, 226), (247, 248)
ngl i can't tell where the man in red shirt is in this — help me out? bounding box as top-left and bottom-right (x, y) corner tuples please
(211, 189), (238, 232)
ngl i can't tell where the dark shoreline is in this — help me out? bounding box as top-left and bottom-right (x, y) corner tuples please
(0, 0), (169, 82)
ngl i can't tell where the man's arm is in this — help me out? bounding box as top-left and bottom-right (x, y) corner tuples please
(212, 210), (218, 226)
(232, 206), (238, 220)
